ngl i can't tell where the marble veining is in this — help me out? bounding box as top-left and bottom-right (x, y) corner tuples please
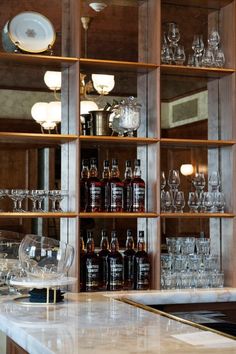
(0, 289), (235, 353)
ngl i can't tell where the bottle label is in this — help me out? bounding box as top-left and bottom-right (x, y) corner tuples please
(133, 185), (145, 209)
(110, 259), (123, 286)
(110, 184), (123, 209)
(89, 183), (102, 208)
(86, 260), (100, 287)
(137, 262), (150, 286)
(124, 256), (134, 282)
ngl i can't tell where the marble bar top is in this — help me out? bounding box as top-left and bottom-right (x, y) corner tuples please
(0, 289), (236, 354)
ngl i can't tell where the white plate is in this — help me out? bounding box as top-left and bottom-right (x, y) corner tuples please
(7, 11), (55, 53)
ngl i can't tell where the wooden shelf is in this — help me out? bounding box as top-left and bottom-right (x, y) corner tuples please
(0, 132), (78, 147)
(161, 138), (235, 147)
(79, 212), (158, 218)
(161, 212), (235, 218)
(80, 58), (158, 73)
(161, 0), (234, 10)
(0, 212), (78, 218)
(161, 64), (235, 78)
(80, 135), (158, 145)
(0, 52), (78, 68)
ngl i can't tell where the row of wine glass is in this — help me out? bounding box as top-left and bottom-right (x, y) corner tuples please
(161, 22), (225, 68)
(0, 189), (68, 212)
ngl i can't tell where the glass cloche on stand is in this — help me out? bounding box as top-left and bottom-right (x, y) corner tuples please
(10, 234), (76, 304)
(110, 96), (141, 136)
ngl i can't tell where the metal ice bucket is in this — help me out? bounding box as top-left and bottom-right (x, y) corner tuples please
(89, 110), (112, 136)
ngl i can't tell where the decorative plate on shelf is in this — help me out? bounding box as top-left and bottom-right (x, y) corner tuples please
(2, 11), (56, 53)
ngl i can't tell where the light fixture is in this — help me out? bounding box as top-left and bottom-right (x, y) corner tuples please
(44, 71), (61, 91)
(80, 100), (99, 115)
(89, 2), (107, 12)
(180, 164), (194, 176)
(31, 101), (61, 133)
(91, 74), (115, 95)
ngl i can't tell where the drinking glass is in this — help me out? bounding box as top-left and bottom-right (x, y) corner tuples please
(173, 254), (188, 272)
(161, 254), (172, 271)
(208, 29), (220, 49)
(192, 34), (204, 66)
(181, 237), (196, 255)
(166, 237), (181, 254)
(49, 190), (68, 212)
(167, 22), (180, 47)
(203, 192), (214, 212)
(160, 171), (166, 190)
(168, 170), (180, 202)
(163, 190), (172, 213)
(28, 190), (47, 212)
(0, 189), (8, 212)
(173, 45), (186, 65)
(196, 238), (210, 255)
(161, 43), (173, 64)
(188, 254), (202, 272)
(203, 255), (219, 272)
(214, 48), (225, 68)
(188, 192), (200, 213)
(214, 191), (225, 213)
(173, 191), (185, 213)
(192, 172), (205, 193)
(8, 189), (29, 212)
(201, 47), (214, 67)
(208, 171), (221, 192)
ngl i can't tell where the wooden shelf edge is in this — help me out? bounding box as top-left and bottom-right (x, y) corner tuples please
(161, 138), (235, 146)
(0, 212), (78, 218)
(0, 52), (78, 66)
(0, 132), (78, 144)
(79, 136), (159, 144)
(79, 212), (158, 218)
(161, 64), (235, 76)
(161, 212), (234, 218)
(79, 58), (158, 71)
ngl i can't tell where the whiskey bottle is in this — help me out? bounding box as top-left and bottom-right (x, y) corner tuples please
(80, 236), (86, 291)
(134, 231), (150, 290)
(123, 160), (133, 212)
(110, 159), (124, 212)
(132, 159), (145, 212)
(123, 229), (136, 290)
(86, 158), (102, 212)
(80, 159), (89, 211)
(101, 160), (110, 212)
(98, 229), (110, 290)
(107, 230), (124, 291)
(84, 231), (100, 292)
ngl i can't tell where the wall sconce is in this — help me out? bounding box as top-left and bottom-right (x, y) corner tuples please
(180, 164), (194, 176)
(89, 2), (107, 12)
(91, 74), (115, 95)
(31, 101), (61, 133)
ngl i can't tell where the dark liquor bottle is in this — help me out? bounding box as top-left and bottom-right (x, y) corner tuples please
(110, 159), (124, 212)
(98, 229), (110, 290)
(134, 231), (150, 290)
(80, 236), (86, 291)
(80, 159), (89, 211)
(132, 159), (145, 212)
(107, 230), (124, 291)
(84, 231), (100, 292)
(101, 160), (110, 212)
(86, 158), (102, 212)
(123, 229), (136, 290)
(123, 160), (133, 212)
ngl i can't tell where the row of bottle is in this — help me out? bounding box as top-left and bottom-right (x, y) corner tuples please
(80, 229), (150, 292)
(80, 158), (145, 212)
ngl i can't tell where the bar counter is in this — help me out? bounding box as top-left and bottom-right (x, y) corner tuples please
(1, 289), (236, 354)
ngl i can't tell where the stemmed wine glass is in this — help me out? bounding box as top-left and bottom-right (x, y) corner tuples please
(188, 191), (200, 213)
(208, 171), (221, 192)
(160, 171), (166, 190)
(28, 190), (47, 212)
(0, 189), (8, 212)
(8, 189), (29, 212)
(192, 172), (206, 194)
(49, 190), (68, 212)
(167, 22), (180, 48)
(173, 191), (185, 213)
(168, 169), (180, 204)
(192, 34), (204, 66)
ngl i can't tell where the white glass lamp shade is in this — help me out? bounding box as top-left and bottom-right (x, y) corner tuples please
(31, 102), (48, 123)
(44, 71), (61, 91)
(41, 121), (57, 130)
(91, 74), (115, 95)
(80, 100), (98, 115)
(47, 101), (61, 123)
(89, 2), (107, 12)
(180, 164), (194, 176)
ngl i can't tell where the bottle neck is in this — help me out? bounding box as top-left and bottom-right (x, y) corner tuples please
(102, 167), (110, 179)
(137, 237), (146, 251)
(110, 237), (119, 252)
(100, 236), (109, 250)
(90, 164), (98, 178)
(81, 166), (89, 179)
(133, 166), (141, 178)
(80, 237), (85, 251)
(126, 236), (134, 250)
(86, 236), (95, 253)
(124, 167), (133, 179)
(111, 165), (120, 178)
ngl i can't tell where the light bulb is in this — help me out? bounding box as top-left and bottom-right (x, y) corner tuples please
(31, 102), (48, 123)
(44, 71), (61, 91)
(80, 100), (99, 115)
(180, 164), (194, 176)
(91, 74), (115, 95)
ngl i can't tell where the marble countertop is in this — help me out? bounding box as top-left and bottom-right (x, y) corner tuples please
(0, 289), (236, 354)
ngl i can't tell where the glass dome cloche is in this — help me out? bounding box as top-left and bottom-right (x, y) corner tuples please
(18, 234), (74, 280)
